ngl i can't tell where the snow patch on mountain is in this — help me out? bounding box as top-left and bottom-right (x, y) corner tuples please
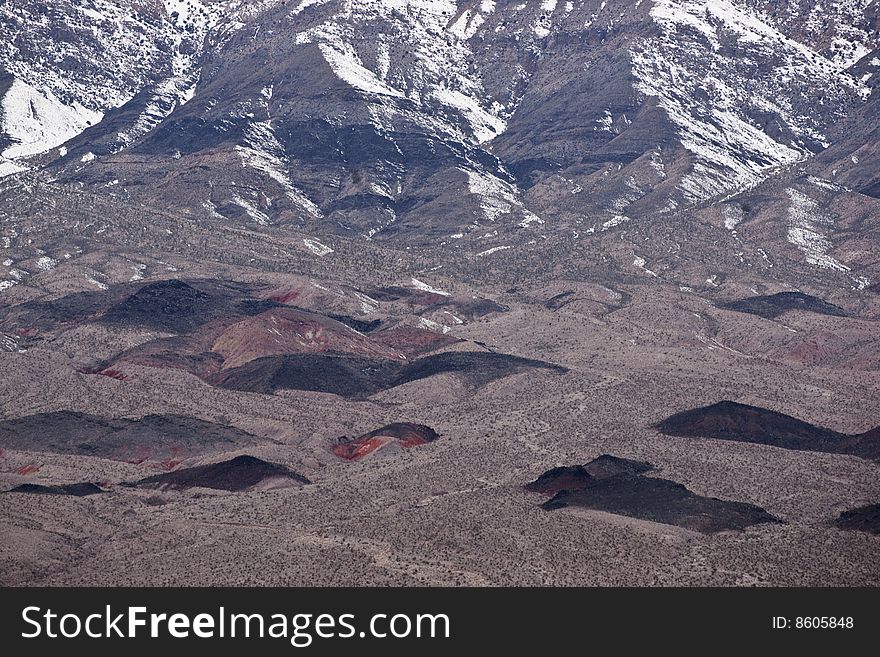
(601, 175), (644, 229)
(785, 187), (848, 272)
(353, 290), (379, 314)
(317, 42), (406, 98)
(800, 0), (875, 69)
(410, 277), (450, 296)
(633, 254), (659, 277)
(449, 0), (497, 40)
(35, 256), (58, 271)
(112, 1), (232, 150)
(290, 0), (511, 145)
(464, 168), (542, 226)
(1, 79), (102, 160)
(722, 205), (744, 230)
(602, 215), (631, 231)
(0, 160), (25, 178)
(232, 194), (271, 225)
(236, 122), (323, 217)
(0, 0), (248, 162)
(304, 238), (334, 256)
(431, 88), (506, 143)
(632, 0), (869, 201)
(477, 245), (512, 257)
(533, 0), (559, 37)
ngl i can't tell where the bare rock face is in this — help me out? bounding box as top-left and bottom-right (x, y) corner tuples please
(656, 401), (880, 460)
(526, 455), (781, 534)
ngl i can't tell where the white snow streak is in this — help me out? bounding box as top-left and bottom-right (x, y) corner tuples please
(410, 277), (450, 296)
(785, 188), (848, 272)
(304, 238), (334, 256)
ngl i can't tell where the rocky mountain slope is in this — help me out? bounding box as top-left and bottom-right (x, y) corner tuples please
(0, 2), (876, 282)
(0, 1), (878, 588)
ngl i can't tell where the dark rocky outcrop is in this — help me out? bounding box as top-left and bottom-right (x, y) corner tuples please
(8, 482), (103, 496)
(655, 401), (879, 460)
(213, 351), (567, 398)
(99, 279), (278, 333)
(524, 465), (595, 496)
(582, 455), (655, 479)
(721, 292), (847, 320)
(0, 411), (258, 462)
(332, 422), (440, 460)
(834, 504), (880, 535)
(210, 354), (401, 397)
(389, 351), (568, 389)
(526, 454), (781, 533)
(132, 455), (310, 492)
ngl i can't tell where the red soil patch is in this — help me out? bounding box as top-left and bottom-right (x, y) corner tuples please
(125, 444), (154, 464)
(332, 437), (392, 460)
(98, 368), (128, 380)
(775, 332), (843, 365)
(399, 436), (430, 448)
(269, 290), (300, 304)
(16, 464), (39, 475)
(152, 459), (182, 471)
(332, 423), (440, 460)
(124, 445), (185, 470)
(16, 327), (38, 337)
(212, 307), (403, 369)
(371, 326), (461, 357)
(77, 366), (128, 380)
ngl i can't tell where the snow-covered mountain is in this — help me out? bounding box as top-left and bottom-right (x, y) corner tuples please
(0, 0), (877, 277)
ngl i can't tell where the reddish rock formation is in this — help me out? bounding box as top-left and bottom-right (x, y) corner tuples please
(333, 423), (440, 461)
(212, 307), (403, 369)
(371, 325), (461, 357)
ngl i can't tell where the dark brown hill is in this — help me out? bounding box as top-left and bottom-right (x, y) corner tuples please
(721, 292), (848, 320)
(132, 455), (310, 492)
(835, 504), (880, 535)
(212, 351), (567, 398)
(655, 401), (879, 460)
(332, 423), (440, 461)
(526, 455), (781, 534)
(0, 411), (258, 463)
(8, 482), (103, 496)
